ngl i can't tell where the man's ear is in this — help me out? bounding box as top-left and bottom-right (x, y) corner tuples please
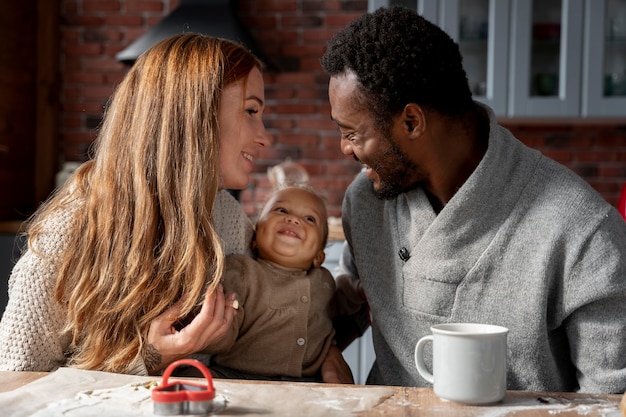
(312, 250), (326, 268)
(403, 103), (426, 138)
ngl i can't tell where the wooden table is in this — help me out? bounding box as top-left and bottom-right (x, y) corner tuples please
(2, 371), (46, 392)
(0, 371), (622, 416)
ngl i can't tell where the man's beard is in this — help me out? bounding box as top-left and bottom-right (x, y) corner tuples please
(370, 137), (421, 200)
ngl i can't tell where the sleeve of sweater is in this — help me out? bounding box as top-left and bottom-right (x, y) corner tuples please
(333, 239), (367, 317)
(563, 209), (626, 394)
(0, 210), (73, 372)
(0, 208), (152, 376)
(331, 177), (372, 346)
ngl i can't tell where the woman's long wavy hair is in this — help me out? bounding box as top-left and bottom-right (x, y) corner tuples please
(26, 34), (261, 373)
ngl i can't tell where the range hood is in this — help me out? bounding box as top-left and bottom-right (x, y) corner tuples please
(116, 0), (273, 68)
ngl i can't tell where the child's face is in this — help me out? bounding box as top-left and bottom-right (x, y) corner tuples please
(254, 187), (327, 270)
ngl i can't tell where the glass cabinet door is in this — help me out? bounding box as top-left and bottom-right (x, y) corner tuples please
(582, 0), (626, 117)
(419, 0), (510, 117)
(372, 0), (621, 118)
(508, 0), (584, 117)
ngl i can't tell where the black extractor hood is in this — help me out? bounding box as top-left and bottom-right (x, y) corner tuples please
(116, 0), (273, 68)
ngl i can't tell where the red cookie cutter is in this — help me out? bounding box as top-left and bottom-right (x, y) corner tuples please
(152, 359), (216, 415)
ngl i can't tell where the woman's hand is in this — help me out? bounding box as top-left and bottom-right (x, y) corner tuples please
(145, 284), (238, 374)
(321, 345), (355, 384)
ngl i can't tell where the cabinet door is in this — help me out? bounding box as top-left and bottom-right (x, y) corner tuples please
(419, 0), (510, 117)
(508, 0), (584, 117)
(581, 0), (626, 117)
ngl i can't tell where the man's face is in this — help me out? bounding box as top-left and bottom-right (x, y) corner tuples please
(328, 71), (423, 199)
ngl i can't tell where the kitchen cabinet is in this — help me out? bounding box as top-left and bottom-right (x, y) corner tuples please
(418, 0), (510, 117)
(582, 0), (626, 117)
(370, 0), (626, 118)
(507, 0), (583, 117)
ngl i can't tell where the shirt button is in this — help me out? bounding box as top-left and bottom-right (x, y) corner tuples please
(300, 295), (309, 303)
(297, 338), (305, 346)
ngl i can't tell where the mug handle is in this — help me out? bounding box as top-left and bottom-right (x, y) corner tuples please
(414, 335), (434, 383)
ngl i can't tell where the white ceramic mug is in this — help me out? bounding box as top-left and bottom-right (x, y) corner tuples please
(414, 323), (508, 404)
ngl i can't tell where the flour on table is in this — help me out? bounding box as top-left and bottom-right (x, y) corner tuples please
(31, 380), (228, 417)
(468, 395), (620, 417)
(1, 368), (394, 417)
(215, 380), (395, 417)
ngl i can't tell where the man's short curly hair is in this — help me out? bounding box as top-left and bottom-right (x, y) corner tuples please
(321, 6), (473, 131)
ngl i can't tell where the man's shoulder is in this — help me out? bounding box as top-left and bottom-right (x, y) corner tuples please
(531, 156), (617, 222)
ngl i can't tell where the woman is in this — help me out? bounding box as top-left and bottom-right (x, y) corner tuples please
(0, 33), (270, 376)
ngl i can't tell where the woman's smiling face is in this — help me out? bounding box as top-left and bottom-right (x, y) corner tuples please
(218, 66), (271, 190)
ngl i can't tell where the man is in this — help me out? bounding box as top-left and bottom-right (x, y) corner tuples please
(321, 6), (626, 393)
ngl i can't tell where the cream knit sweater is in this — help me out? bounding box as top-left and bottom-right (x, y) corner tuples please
(0, 190), (253, 374)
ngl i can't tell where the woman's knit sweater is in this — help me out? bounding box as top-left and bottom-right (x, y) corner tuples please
(0, 190), (253, 374)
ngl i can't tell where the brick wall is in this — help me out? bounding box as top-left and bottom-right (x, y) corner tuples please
(59, 0), (626, 219)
